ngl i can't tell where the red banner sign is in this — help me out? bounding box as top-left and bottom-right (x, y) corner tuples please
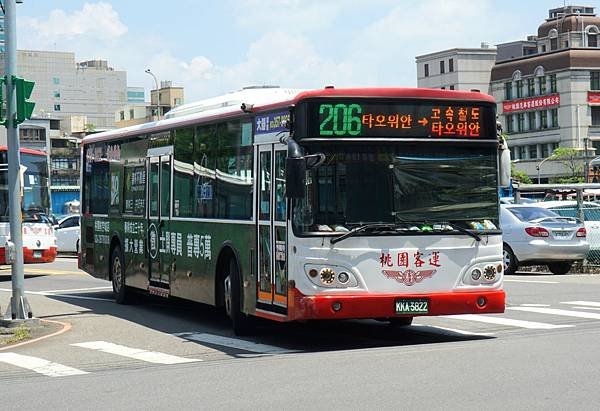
(588, 91), (600, 104)
(502, 94), (560, 113)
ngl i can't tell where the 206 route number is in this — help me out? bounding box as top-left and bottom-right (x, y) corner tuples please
(395, 298), (429, 314)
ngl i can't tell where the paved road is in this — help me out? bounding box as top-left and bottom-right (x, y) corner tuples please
(0, 259), (599, 409)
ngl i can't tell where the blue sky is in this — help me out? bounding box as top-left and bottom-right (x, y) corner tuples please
(15, 0), (599, 102)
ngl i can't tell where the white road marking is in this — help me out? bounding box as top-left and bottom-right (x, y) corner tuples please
(561, 301), (600, 308)
(0, 288), (111, 301)
(173, 332), (298, 354)
(413, 324), (494, 336)
(572, 306), (600, 311)
(39, 286), (113, 294)
(508, 306), (600, 320)
(520, 304), (551, 307)
(504, 279), (559, 284)
(71, 341), (201, 364)
(0, 353), (87, 377)
(443, 314), (573, 329)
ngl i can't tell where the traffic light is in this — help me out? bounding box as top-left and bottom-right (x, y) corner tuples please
(0, 76), (5, 126)
(13, 76), (35, 125)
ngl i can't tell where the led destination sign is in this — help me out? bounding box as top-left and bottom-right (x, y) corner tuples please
(304, 100), (494, 139)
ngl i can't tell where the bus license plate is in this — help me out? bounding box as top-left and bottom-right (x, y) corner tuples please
(33, 251), (42, 258)
(395, 298), (429, 314)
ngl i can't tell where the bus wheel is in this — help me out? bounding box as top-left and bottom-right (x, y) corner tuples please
(111, 245), (129, 304)
(224, 259), (253, 336)
(388, 317), (413, 327)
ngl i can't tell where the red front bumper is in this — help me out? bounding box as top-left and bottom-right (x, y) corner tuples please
(287, 288), (505, 321)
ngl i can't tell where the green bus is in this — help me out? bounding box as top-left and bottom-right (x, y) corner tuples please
(80, 86), (510, 335)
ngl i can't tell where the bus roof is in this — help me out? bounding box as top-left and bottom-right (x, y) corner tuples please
(0, 146), (48, 157)
(82, 86), (496, 146)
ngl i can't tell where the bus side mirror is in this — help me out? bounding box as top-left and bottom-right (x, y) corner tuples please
(499, 139), (511, 188)
(286, 157), (306, 199)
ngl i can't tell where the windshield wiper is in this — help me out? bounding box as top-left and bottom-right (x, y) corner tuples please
(330, 223), (397, 245)
(444, 221), (481, 242)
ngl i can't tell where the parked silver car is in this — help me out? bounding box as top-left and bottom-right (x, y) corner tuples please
(501, 204), (589, 275)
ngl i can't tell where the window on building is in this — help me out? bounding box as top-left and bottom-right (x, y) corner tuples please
(550, 74), (557, 93)
(129, 109), (134, 119)
(541, 110), (548, 129)
(519, 146), (527, 159)
(528, 111), (537, 131)
(448, 58), (454, 72)
(551, 108), (558, 127)
(541, 144), (549, 158)
(52, 77), (60, 85)
(527, 78), (535, 96)
(53, 91), (60, 98)
(424, 63), (429, 77)
(516, 80), (523, 98)
(510, 146), (518, 160)
(517, 113), (525, 132)
(505, 82), (512, 100)
(541, 44), (547, 52)
(589, 30), (598, 47)
(119, 111), (125, 121)
(53, 104), (61, 111)
(538, 76), (547, 95)
(591, 71), (600, 90)
(550, 38), (558, 50)
(505, 114), (513, 133)
(529, 144), (538, 160)
(440, 60), (445, 74)
(592, 106), (600, 125)
(551, 142), (559, 152)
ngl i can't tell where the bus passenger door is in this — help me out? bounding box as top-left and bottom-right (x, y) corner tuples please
(147, 151), (173, 294)
(256, 144), (287, 314)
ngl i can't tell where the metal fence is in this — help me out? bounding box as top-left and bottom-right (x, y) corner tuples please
(513, 183), (600, 266)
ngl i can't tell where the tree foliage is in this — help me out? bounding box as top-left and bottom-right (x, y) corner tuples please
(550, 147), (584, 180)
(511, 164), (532, 184)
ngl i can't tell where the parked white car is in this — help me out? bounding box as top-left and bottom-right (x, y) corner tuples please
(536, 201), (600, 261)
(54, 215), (80, 253)
(501, 204), (589, 275)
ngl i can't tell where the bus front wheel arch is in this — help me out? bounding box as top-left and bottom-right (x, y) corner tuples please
(216, 248), (253, 335)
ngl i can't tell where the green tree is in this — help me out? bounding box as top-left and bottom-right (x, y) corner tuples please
(84, 123), (96, 133)
(511, 164), (532, 184)
(550, 147), (584, 182)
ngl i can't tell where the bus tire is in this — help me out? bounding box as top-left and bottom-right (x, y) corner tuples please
(388, 317), (413, 327)
(503, 244), (518, 276)
(111, 245), (129, 304)
(224, 258), (253, 336)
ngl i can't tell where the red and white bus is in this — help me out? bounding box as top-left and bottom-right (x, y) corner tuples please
(0, 147), (56, 264)
(80, 87), (510, 334)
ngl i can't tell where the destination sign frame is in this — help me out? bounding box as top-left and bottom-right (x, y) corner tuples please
(296, 99), (496, 140)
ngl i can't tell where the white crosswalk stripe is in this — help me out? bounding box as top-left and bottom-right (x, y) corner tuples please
(441, 314), (574, 329)
(0, 353), (87, 377)
(561, 301), (600, 308)
(173, 332), (298, 354)
(507, 306), (600, 320)
(71, 341), (201, 364)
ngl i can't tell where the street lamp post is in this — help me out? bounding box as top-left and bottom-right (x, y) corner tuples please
(536, 156), (553, 184)
(145, 68), (160, 120)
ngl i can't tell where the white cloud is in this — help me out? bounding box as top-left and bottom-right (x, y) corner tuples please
(19, 2), (127, 43)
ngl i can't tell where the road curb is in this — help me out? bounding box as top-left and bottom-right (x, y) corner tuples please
(0, 319), (71, 351)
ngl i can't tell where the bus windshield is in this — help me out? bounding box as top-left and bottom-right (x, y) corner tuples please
(0, 152), (51, 222)
(292, 143), (499, 235)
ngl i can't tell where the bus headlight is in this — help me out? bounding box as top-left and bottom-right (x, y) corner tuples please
(471, 268), (482, 281)
(483, 265), (497, 281)
(320, 268), (336, 285)
(304, 264), (359, 288)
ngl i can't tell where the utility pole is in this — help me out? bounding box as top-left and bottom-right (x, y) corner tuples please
(4, 0), (32, 319)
